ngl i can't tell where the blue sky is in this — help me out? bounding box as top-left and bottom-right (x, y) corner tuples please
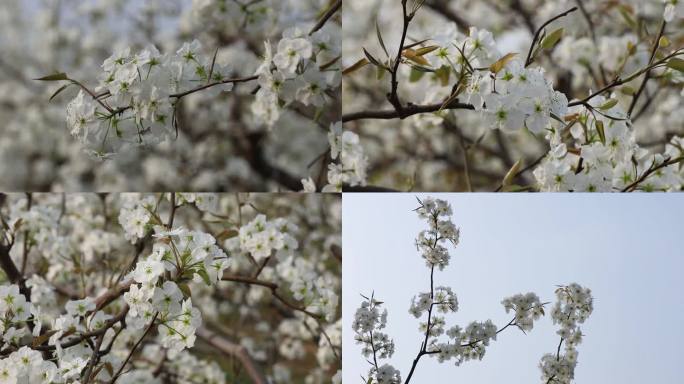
(343, 194), (684, 384)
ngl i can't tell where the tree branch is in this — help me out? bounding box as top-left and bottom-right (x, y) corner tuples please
(525, 7), (578, 67)
(627, 20), (666, 116)
(197, 327), (267, 384)
(309, 0), (342, 36)
(221, 274), (321, 319)
(342, 101), (475, 122)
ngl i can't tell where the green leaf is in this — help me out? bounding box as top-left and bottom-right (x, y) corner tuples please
(377, 65), (386, 80)
(408, 64), (434, 73)
(541, 28), (564, 50)
(376, 21), (389, 57)
(196, 265), (212, 286)
(620, 86), (636, 95)
(659, 36), (671, 48)
(363, 48), (383, 68)
(409, 67), (425, 82)
(35, 73), (69, 81)
(49, 83), (72, 102)
(595, 120), (606, 145)
(666, 58), (684, 73)
(599, 98), (618, 110)
(434, 65), (451, 86)
(178, 283), (192, 298)
(502, 159), (522, 187)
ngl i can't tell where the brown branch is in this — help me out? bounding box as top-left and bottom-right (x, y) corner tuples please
(34, 306), (129, 352)
(388, 0), (413, 112)
(342, 185), (399, 192)
(221, 274), (321, 319)
(169, 75), (259, 99)
(342, 101), (475, 122)
(309, 0), (342, 36)
(95, 280), (134, 311)
(196, 327), (267, 384)
(621, 155), (684, 192)
(109, 312), (159, 384)
(627, 20), (666, 116)
(525, 7), (579, 67)
(568, 50), (684, 108)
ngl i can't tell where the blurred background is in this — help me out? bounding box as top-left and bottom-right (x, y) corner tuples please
(0, 0), (340, 191)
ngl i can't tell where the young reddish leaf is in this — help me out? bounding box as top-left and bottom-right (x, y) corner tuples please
(402, 49), (430, 66)
(342, 58), (370, 75)
(490, 52), (518, 74)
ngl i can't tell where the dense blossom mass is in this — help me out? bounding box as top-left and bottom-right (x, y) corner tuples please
(0, 0), (341, 191)
(342, 0), (684, 192)
(62, 20), (340, 163)
(0, 193), (341, 383)
(352, 197), (594, 383)
(65, 41), (235, 157)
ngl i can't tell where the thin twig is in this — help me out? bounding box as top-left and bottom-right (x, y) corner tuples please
(309, 0), (342, 36)
(342, 101), (475, 122)
(525, 7), (579, 67)
(627, 20), (666, 116)
(109, 312), (159, 383)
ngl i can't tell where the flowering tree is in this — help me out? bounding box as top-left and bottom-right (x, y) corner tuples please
(352, 197), (594, 383)
(342, 0), (684, 192)
(0, 192), (341, 383)
(0, 0), (341, 192)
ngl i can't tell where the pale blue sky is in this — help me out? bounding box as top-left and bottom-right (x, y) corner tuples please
(343, 194), (684, 384)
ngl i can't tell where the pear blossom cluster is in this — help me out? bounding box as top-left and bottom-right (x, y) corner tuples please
(276, 253), (340, 322)
(414, 197), (460, 270)
(238, 214), (299, 261)
(663, 0), (684, 21)
(501, 292), (545, 331)
(409, 286), (458, 318)
(449, 28), (569, 133)
(375, 364), (402, 384)
(66, 40), (235, 157)
(534, 94), (684, 191)
(118, 194), (157, 243)
(353, 197), (594, 383)
(343, 0), (684, 192)
(0, 285), (31, 335)
(431, 319), (499, 365)
(317, 122), (369, 192)
(0, 0), (341, 191)
(539, 283), (594, 384)
(252, 26), (341, 128)
(0, 193), (340, 383)
(352, 297), (400, 384)
(123, 227), (229, 356)
(442, 28), (684, 192)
